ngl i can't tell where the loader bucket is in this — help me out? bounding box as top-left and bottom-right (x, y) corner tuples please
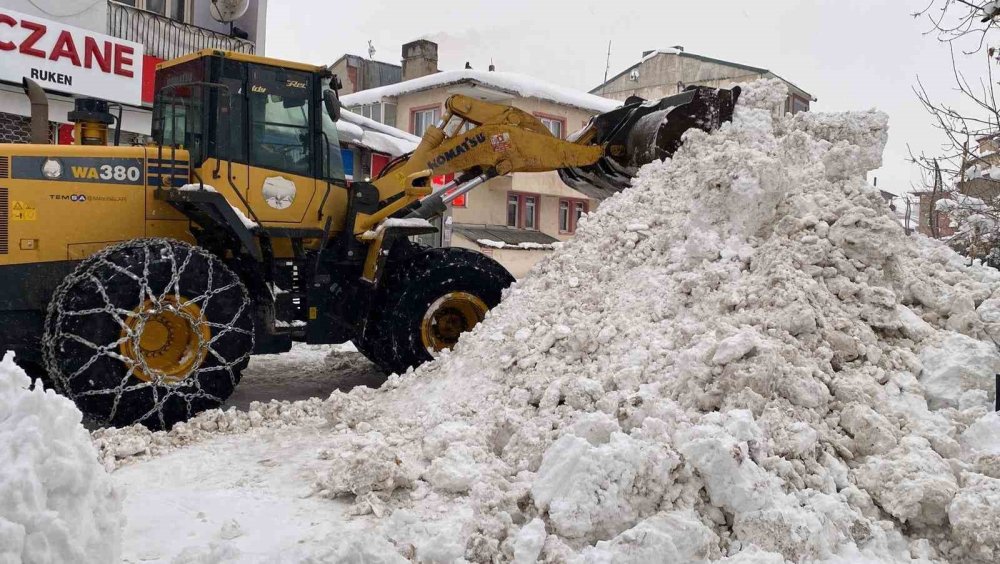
(560, 85), (741, 200)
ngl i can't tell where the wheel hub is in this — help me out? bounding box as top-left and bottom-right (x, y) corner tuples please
(120, 296), (210, 384)
(420, 292), (489, 352)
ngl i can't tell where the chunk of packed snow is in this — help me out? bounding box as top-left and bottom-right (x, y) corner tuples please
(477, 239), (556, 250)
(177, 184), (258, 228)
(0, 352), (122, 563)
(337, 110), (420, 157)
(919, 332), (1000, 409)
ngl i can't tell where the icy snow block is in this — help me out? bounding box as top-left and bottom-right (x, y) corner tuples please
(0, 352), (122, 563)
(919, 333), (1000, 410)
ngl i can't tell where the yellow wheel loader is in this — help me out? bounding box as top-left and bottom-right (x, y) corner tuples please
(0, 49), (739, 429)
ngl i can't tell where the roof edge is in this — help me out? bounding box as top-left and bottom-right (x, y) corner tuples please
(590, 51), (814, 101)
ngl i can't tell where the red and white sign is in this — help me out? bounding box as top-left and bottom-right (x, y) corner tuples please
(0, 9), (144, 105)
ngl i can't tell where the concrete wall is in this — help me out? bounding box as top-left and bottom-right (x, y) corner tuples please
(193, 0), (267, 51)
(5, 0), (107, 32)
(597, 52), (810, 114)
(401, 40), (438, 81)
(597, 54), (764, 100)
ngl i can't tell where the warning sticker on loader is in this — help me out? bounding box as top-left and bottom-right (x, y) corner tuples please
(490, 133), (512, 153)
(11, 201), (36, 221)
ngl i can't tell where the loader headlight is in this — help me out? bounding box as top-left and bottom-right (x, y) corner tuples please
(42, 158), (63, 179)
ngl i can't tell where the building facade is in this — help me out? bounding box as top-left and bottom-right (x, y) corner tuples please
(340, 41), (620, 277)
(592, 47), (815, 115)
(917, 135), (1000, 238)
(328, 54), (402, 98)
(0, 0), (266, 144)
(914, 191), (956, 238)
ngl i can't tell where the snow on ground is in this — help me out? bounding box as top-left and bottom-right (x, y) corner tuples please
(92, 343), (382, 471)
(0, 352), (122, 563)
(225, 343), (380, 410)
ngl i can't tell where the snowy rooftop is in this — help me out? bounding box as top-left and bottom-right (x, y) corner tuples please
(335, 110), (420, 156)
(340, 69), (622, 114)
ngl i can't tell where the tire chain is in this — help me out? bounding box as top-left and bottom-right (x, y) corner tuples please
(42, 238), (254, 428)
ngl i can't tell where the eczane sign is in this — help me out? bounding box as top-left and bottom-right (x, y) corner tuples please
(0, 9), (144, 106)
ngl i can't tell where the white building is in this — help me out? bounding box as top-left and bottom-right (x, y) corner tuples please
(0, 0), (266, 144)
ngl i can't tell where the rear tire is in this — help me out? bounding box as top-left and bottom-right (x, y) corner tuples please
(43, 239), (254, 430)
(357, 247), (514, 375)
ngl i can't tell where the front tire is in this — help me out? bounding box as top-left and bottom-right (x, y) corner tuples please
(43, 239), (254, 430)
(358, 247), (515, 375)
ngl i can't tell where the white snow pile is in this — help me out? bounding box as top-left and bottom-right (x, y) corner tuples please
(0, 352), (122, 563)
(92, 397), (327, 471)
(304, 80), (1000, 562)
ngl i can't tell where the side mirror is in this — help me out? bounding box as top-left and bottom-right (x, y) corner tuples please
(324, 89), (342, 122)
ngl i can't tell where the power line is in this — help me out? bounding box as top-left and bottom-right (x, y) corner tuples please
(26, 0), (103, 19)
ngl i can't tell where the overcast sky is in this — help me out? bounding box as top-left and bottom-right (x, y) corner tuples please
(266, 0), (990, 197)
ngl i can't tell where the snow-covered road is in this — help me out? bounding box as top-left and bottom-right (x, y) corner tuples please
(224, 343), (383, 410)
(114, 343), (387, 563)
(116, 426), (365, 562)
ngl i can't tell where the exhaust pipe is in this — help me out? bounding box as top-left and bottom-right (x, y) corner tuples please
(22, 77), (49, 144)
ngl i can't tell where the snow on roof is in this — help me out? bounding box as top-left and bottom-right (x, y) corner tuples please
(341, 70), (622, 114)
(640, 48), (682, 63)
(335, 110), (420, 156)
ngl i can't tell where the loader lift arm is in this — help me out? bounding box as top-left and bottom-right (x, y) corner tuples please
(349, 86), (740, 283)
(353, 94), (604, 236)
(356, 85), (741, 237)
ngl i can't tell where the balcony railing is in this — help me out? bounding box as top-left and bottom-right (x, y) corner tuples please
(107, 1), (255, 61)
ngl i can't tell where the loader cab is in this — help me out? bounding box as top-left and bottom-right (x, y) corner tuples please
(151, 51), (346, 226)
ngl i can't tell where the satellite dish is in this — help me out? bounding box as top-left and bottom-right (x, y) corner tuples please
(210, 0), (250, 23)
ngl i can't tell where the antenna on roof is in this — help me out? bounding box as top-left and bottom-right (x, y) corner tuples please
(602, 40), (612, 94)
(368, 40), (376, 60)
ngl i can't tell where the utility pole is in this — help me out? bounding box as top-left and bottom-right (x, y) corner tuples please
(930, 159), (942, 239)
(602, 41), (612, 94)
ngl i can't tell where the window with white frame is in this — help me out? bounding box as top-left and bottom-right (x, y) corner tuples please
(412, 107), (440, 136)
(524, 196), (537, 229)
(575, 201), (586, 223)
(559, 198), (589, 233)
(118, 0), (191, 22)
(347, 102), (397, 126)
(507, 194), (519, 227)
(507, 192), (540, 230)
(537, 115), (565, 139)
